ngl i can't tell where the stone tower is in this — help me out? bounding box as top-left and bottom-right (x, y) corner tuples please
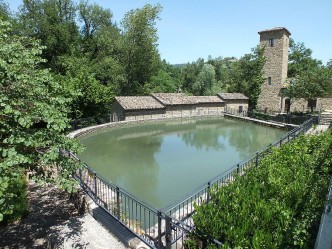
(257, 27), (291, 113)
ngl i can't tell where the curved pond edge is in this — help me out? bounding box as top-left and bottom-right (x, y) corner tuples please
(66, 116), (315, 248)
(67, 115), (228, 138)
(68, 114), (293, 139)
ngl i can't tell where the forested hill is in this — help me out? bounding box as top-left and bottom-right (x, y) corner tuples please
(1, 0), (331, 120)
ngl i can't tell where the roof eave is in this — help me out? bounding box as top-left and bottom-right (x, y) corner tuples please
(258, 27), (291, 36)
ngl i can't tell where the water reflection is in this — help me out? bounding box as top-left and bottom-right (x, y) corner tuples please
(79, 118), (286, 208)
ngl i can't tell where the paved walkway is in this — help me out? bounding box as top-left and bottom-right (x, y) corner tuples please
(48, 212), (129, 249)
(306, 124), (330, 135)
(0, 182), (129, 249)
(315, 176), (332, 249)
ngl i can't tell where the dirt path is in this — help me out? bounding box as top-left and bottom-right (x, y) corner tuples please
(0, 182), (128, 249)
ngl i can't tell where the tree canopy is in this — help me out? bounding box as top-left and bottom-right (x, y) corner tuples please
(120, 4), (162, 95)
(0, 20), (81, 221)
(287, 39), (332, 107)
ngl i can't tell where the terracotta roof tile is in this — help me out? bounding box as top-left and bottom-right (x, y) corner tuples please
(194, 96), (225, 103)
(115, 96), (165, 110)
(218, 93), (249, 100)
(152, 93), (197, 105)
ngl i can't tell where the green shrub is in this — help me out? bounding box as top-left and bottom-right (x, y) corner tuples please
(189, 130), (332, 248)
(0, 173), (28, 224)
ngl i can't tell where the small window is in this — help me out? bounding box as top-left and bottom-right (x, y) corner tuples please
(239, 106), (243, 113)
(307, 99), (317, 108)
(268, 77), (272, 85)
(269, 38), (274, 47)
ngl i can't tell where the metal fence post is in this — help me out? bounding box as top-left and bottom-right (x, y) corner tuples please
(94, 172), (97, 201)
(157, 211), (162, 249)
(255, 152), (259, 167)
(79, 168), (82, 181)
(165, 215), (172, 249)
(207, 182), (211, 204)
(116, 187), (121, 221)
(237, 164), (240, 174)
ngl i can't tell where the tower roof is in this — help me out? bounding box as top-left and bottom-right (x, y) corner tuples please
(258, 27), (291, 36)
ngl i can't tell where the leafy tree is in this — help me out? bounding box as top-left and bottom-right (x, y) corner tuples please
(78, 0), (119, 55)
(290, 66), (332, 112)
(287, 39), (332, 111)
(56, 56), (115, 118)
(0, 0), (11, 21)
(143, 69), (177, 94)
(17, 0), (80, 71)
(0, 20), (81, 221)
(327, 59), (332, 69)
(207, 56), (237, 91)
(288, 38), (322, 78)
(181, 58), (205, 94)
(192, 64), (217, 95)
(228, 47), (265, 108)
(120, 4), (162, 95)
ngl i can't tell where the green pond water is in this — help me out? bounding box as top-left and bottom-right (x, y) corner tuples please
(78, 118), (286, 209)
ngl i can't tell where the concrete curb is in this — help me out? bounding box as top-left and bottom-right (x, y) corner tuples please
(83, 194), (150, 249)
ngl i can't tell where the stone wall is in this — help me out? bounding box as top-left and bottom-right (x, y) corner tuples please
(164, 104), (225, 119)
(318, 98), (332, 111)
(125, 110), (166, 121)
(122, 104), (225, 121)
(111, 101), (125, 121)
(224, 100), (248, 112)
(289, 98), (308, 113)
(279, 97), (332, 113)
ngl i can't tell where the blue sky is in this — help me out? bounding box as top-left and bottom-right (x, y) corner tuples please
(7, 0), (332, 65)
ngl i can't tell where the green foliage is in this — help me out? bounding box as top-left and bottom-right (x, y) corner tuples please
(0, 173), (28, 224)
(181, 58), (205, 94)
(189, 130), (332, 248)
(180, 49), (264, 107)
(56, 55), (116, 118)
(0, 20), (82, 221)
(192, 64), (217, 96)
(143, 69), (177, 94)
(227, 46), (265, 108)
(120, 4), (162, 95)
(17, 0), (80, 71)
(288, 38), (322, 78)
(286, 39), (332, 106)
(0, 0), (10, 21)
(291, 67), (332, 105)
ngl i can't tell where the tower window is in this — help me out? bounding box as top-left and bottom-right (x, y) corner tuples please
(268, 77), (272, 85)
(269, 38), (274, 47)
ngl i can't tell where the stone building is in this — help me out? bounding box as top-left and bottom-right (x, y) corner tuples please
(111, 93), (249, 121)
(111, 96), (166, 121)
(257, 27), (332, 113)
(152, 93), (225, 117)
(218, 93), (249, 113)
(257, 27), (291, 113)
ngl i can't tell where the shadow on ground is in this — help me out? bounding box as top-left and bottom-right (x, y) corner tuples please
(0, 182), (82, 248)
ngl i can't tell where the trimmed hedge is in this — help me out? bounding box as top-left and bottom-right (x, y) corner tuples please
(189, 130), (332, 248)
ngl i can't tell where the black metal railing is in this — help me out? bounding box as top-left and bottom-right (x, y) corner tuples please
(68, 152), (162, 248)
(67, 115), (315, 248)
